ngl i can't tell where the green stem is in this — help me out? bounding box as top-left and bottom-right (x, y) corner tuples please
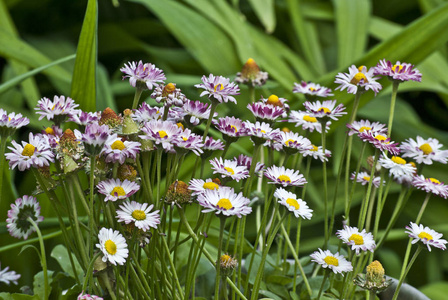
(320, 120), (329, 247)
(202, 101), (219, 140)
(159, 230), (184, 300)
(345, 142), (367, 224)
(415, 193), (431, 224)
(82, 252), (102, 293)
(131, 86), (144, 110)
(0, 137), (7, 219)
(215, 217), (226, 299)
(387, 81), (400, 138)
(89, 155), (96, 259)
(317, 270), (330, 300)
(358, 149), (379, 229)
(28, 217), (49, 300)
(391, 246), (422, 300)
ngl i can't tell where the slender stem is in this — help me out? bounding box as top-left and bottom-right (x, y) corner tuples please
(202, 101), (219, 140)
(89, 155), (96, 259)
(0, 137), (7, 218)
(387, 81), (400, 138)
(159, 230), (184, 300)
(248, 85), (255, 103)
(345, 142), (367, 224)
(358, 150), (379, 229)
(156, 149), (163, 206)
(415, 193), (431, 225)
(317, 270), (330, 300)
(320, 120), (329, 247)
(391, 246), (422, 300)
(131, 86), (144, 110)
(82, 252), (102, 293)
(215, 217), (226, 299)
(28, 217), (49, 299)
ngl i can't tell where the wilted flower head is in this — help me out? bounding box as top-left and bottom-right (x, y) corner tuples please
(120, 60), (166, 90)
(235, 58), (268, 86)
(165, 180), (192, 205)
(354, 260), (392, 292)
(6, 195), (44, 240)
(373, 59), (422, 82)
(195, 74), (240, 104)
(151, 82), (187, 107)
(219, 254), (238, 276)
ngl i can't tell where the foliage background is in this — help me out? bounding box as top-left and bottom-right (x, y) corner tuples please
(1, 0), (448, 297)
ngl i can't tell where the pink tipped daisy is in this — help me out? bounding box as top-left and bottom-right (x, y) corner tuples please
(336, 225), (376, 255)
(247, 102), (285, 123)
(310, 248), (353, 275)
(274, 188), (313, 219)
(69, 111), (100, 126)
(116, 201), (160, 231)
(77, 292), (103, 300)
(276, 131), (313, 154)
(0, 109), (29, 137)
(304, 100), (347, 121)
(197, 187), (252, 218)
(214, 116), (249, 139)
(139, 119), (182, 152)
(373, 59), (422, 82)
(335, 65), (382, 95)
(412, 175), (448, 199)
(6, 133), (55, 171)
(195, 74), (240, 104)
(120, 61), (166, 90)
(293, 81), (333, 98)
(264, 165), (307, 187)
(405, 222), (447, 251)
(97, 178), (140, 202)
(302, 144), (331, 162)
(288, 110), (330, 133)
(183, 99), (215, 126)
(0, 263), (21, 285)
(234, 154), (265, 174)
(210, 157), (249, 182)
(358, 131), (400, 156)
(351, 171), (383, 188)
(35, 95), (80, 122)
(6, 195), (44, 240)
(80, 122), (111, 155)
(101, 134), (141, 164)
(173, 128), (204, 156)
(347, 119), (388, 137)
(132, 102), (163, 123)
(378, 154), (416, 181)
(400, 136), (448, 165)
(96, 227), (129, 265)
(189, 178), (221, 196)
(245, 121), (281, 145)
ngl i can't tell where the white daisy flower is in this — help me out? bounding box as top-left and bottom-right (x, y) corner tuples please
(100, 134), (141, 164)
(96, 228), (129, 265)
(400, 136), (448, 165)
(412, 175), (448, 199)
(139, 119), (183, 152)
(292, 81), (333, 98)
(276, 131), (313, 154)
(188, 178), (221, 196)
(274, 188), (313, 219)
(379, 154), (416, 181)
(288, 110), (330, 133)
(77, 292), (103, 300)
(405, 222), (447, 251)
(310, 248), (353, 275)
(197, 187), (252, 218)
(6, 195), (44, 240)
(336, 225), (376, 255)
(304, 100), (346, 121)
(35, 95), (80, 122)
(264, 166), (307, 187)
(351, 171), (383, 188)
(209, 157), (249, 182)
(346, 119), (387, 137)
(116, 201), (160, 231)
(97, 178), (140, 202)
(335, 65), (382, 95)
(195, 74), (240, 104)
(0, 263), (21, 285)
(244, 121), (281, 145)
(359, 131), (400, 156)
(302, 145), (331, 162)
(120, 60), (166, 90)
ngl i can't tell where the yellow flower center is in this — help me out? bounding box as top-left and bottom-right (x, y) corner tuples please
(324, 256), (339, 266)
(286, 198), (300, 210)
(158, 130), (168, 138)
(203, 182), (219, 190)
(182, 136), (188, 141)
(111, 140), (126, 151)
(391, 156), (406, 165)
(266, 94), (281, 106)
(131, 209), (146, 221)
(105, 240), (117, 255)
(260, 129), (266, 133)
(22, 144), (36, 157)
(359, 126), (372, 133)
(45, 127), (55, 135)
(214, 84), (224, 92)
(311, 145), (318, 152)
(220, 254), (231, 264)
(285, 139), (295, 146)
(374, 135), (387, 142)
(358, 66), (366, 72)
(165, 83), (176, 93)
(224, 167), (235, 175)
(110, 186), (126, 197)
(309, 87), (316, 92)
(176, 122), (184, 130)
(303, 115), (317, 123)
(429, 178), (441, 184)
(230, 125), (238, 132)
(363, 176), (371, 181)
(278, 175), (291, 183)
(350, 72), (368, 85)
(217, 198), (233, 210)
(419, 143), (433, 155)
(418, 231), (433, 241)
(318, 107), (331, 114)
(392, 64), (403, 73)
(349, 233), (364, 245)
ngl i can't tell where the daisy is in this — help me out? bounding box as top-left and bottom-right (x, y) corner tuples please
(197, 187), (252, 217)
(139, 119), (182, 152)
(6, 195), (44, 240)
(302, 145), (331, 162)
(264, 166), (307, 187)
(195, 74), (240, 104)
(234, 154), (265, 174)
(173, 128), (204, 155)
(262, 94), (289, 110)
(6, 133), (54, 171)
(210, 157), (249, 182)
(96, 227), (129, 265)
(120, 61), (166, 90)
(35, 95), (80, 122)
(0, 109), (29, 137)
(310, 248), (353, 275)
(97, 178), (140, 202)
(101, 134), (141, 164)
(245, 121), (281, 145)
(132, 102), (163, 124)
(351, 171), (383, 188)
(183, 99), (214, 126)
(373, 59), (422, 82)
(214, 116), (249, 140)
(358, 131), (400, 156)
(288, 110), (329, 133)
(292, 81), (333, 98)
(335, 65), (382, 95)
(405, 222), (447, 251)
(336, 225), (376, 255)
(80, 122), (111, 155)
(347, 119), (388, 137)
(202, 136), (224, 158)
(274, 188), (313, 219)
(151, 82), (187, 107)
(304, 100), (346, 121)
(116, 201), (160, 231)
(247, 102), (284, 123)
(378, 154), (416, 181)
(0, 263), (20, 285)
(277, 131), (313, 154)
(77, 292), (103, 300)
(400, 136), (448, 165)
(69, 111), (100, 126)
(189, 178), (221, 196)
(235, 58), (268, 86)
(412, 175), (448, 199)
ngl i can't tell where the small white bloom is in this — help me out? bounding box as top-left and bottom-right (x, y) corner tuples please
(400, 136), (448, 165)
(405, 222), (447, 251)
(336, 225), (376, 255)
(274, 188), (313, 219)
(116, 201), (160, 231)
(197, 187), (252, 218)
(96, 228), (129, 265)
(310, 248), (353, 275)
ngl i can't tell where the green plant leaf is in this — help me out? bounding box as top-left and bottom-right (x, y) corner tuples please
(420, 281), (448, 300)
(0, 294), (41, 300)
(248, 0), (276, 33)
(50, 245), (84, 284)
(33, 270), (54, 300)
(70, 0), (97, 112)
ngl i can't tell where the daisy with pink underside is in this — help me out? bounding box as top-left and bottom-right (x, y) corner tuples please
(412, 175), (448, 199)
(70, 111), (99, 126)
(358, 131), (400, 156)
(35, 95), (80, 122)
(247, 102), (284, 123)
(304, 100), (346, 121)
(139, 119), (182, 152)
(245, 121), (281, 145)
(234, 154), (265, 174)
(120, 60), (166, 90)
(210, 157), (249, 182)
(335, 65), (382, 95)
(173, 128), (204, 155)
(351, 171), (383, 188)
(97, 178), (140, 202)
(400, 136), (448, 165)
(195, 74), (240, 104)
(6, 133), (54, 171)
(346, 119), (388, 137)
(214, 116), (249, 139)
(183, 99), (214, 126)
(101, 134), (141, 164)
(336, 225), (376, 255)
(197, 186), (252, 218)
(405, 222), (447, 251)
(293, 81), (333, 98)
(276, 131), (313, 154)
(132, 102), (163, 123)
(373, 59), (422, 82)
(0, 108), (29, 137)
(264, 165), (307, 187)
(302, 145), (331, 162)
(288, 110), (329, 133)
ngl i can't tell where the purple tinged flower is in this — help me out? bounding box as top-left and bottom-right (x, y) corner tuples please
(214, 116), (249, 139)
(335, 65), (382, 95)
(412, 175), (448, 199)
(97, 178), (140, 202)
(70, 111), (100, 125)
(247, 102), (284, 122)
(120, 60), (166, 90)
(234, 154), (265, 174)
(35, 95), (80, 121)
(151, 82), (187, 106)
(245, 121), (281, 144)
(189, 178), (221, 196)
(197, 186), (252, 218)
(203, 136), (225, 151)
(210, 157), (249, 182)
(400, 136), (448, 165)
(139, 119), (182, 152)
(302, 145), (332, 162)
(304, 100), (347, 121)
(77, 292), (103, 300)
(275, 131), (313, 154)
(0, 263), (21, 285)
(373, 59), (422, 82)
(288, 110), (329, 133)
(264, 165), (307, 187)
(5, 133), (55, 171)
(173, 128), (204, 156)
(347, 119), (388, 137)
(183, 99), (215, 125)
(195, 74), (240, 104)
(6, 195), (44, 240)
(351, 171), (383, 188)
(100, 134), (141, 164)
(358, 131), (400, 156)
(116, 201), (160, 231)
(293, 81), (333, 98)
(405, 222), (447, 251)
(0, 109), (29, 136)
(80, 123), (111, 155)
(132, 102), (163, 124)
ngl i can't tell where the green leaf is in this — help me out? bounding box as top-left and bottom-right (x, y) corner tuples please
(33, 270), (54, 300)
(248, 0), (276, 33)
(97, 64), (117, 112)
(19, 245), (40, 258)
(70, 0), (97, 112)
(50, 245), (84, 283)
(0, 294), (41, 300)
(420, 281), (448, 300)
